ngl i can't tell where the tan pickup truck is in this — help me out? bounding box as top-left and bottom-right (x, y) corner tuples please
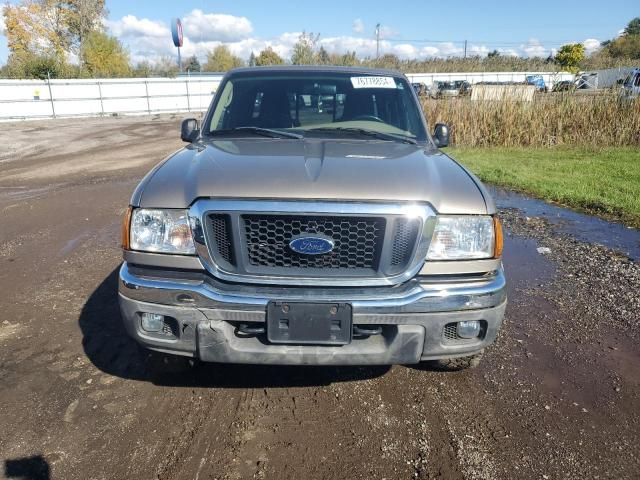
(119, 66), (506, 370)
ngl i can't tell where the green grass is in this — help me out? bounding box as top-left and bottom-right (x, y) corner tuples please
(451, 147), (640, 228)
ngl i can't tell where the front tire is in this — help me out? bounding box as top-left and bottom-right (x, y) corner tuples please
(424, 351), (484, 371)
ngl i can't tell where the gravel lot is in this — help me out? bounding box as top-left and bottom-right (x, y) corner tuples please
(0, 117), (638, 480)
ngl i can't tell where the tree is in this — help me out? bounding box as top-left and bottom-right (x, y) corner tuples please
(131, 61), (153, 78)
(65, 0), (107, 56)
(606, 35), (640, 59)
(487, 50), (500, 58)
(154, 56), (180, 77)
(5, 52), (70, 78)
(81, 30), (129, 77)
(603, 17), (640, 60)
(3, 1), (71, 59)
(597, 18), (640, 61)
(204, 45), (244, 71)
(317, 46), (330, 64)
(554, 43), (585, 72)
(3, 0), (106, 77)
(3, 0), (105, 58)
(255, 47), (284, 66)
(185, 55), (201, 72)
(248, 51), (257, 67)
(624, 17), (640, 36)
(291, 31), (320, 64)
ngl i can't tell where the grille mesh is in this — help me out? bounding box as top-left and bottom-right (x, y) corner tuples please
(390, 219), (421, 266)
(210, 214), (234, 265)
(444, 323), (458, 341)
(243, 215), (384, 269)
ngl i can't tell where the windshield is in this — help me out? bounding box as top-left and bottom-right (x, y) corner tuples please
(205, 72), (428, 142)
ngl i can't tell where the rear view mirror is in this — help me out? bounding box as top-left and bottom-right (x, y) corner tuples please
(181, 118), (199, 143)
(433, 123), (450, 148)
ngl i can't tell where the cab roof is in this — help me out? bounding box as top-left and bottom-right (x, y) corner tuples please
(225, 65), (406, 78)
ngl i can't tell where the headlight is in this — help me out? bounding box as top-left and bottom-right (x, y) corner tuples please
(427, 215), (496, 260)
(129, 209), (195, 254)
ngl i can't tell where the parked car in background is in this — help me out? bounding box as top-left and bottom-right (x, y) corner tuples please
(525, 75), (548, 93)
(621, 68), (640, 98)
(455, 80), (471, 96)
(411, 82), (429, 97)
(119, 66), (506, 370)
(434, 81), (459, 98)
(552, 80), (576, 92)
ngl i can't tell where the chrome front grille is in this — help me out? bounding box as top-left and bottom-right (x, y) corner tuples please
(192, 200), (433, 286)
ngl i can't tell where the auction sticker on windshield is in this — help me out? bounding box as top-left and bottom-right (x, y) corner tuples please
(351, 76), (397, 89)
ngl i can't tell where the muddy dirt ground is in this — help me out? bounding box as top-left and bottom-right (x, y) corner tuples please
(0, 117), (638, 480)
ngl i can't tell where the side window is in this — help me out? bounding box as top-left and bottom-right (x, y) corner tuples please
(210, 81), (234, 131)
(634, 74), (640, 87)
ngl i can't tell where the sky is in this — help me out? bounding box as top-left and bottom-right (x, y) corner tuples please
(0, 0), (638, 65)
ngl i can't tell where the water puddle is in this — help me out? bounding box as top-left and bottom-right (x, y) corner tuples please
(502, 234), (556, 291)
(490, 187), (640, 260)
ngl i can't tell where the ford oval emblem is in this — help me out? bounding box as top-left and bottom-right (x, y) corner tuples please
(289, 235), (335, 255)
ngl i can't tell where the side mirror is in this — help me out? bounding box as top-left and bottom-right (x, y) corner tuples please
(181, 118), (199, 143)
(433, 123), (450, 148)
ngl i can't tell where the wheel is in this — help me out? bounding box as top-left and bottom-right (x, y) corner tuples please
(423, 351), (484, 371)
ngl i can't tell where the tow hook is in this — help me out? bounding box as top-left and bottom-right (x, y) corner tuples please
(238, 323), (266, 335)
(353, 325), (383, 337)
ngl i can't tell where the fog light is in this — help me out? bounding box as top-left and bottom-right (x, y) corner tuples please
(141, 313), (164, 332)
(457, 320), (481, 339)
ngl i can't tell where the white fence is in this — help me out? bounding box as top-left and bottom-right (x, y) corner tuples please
(0, 76), (223, 121)
(405, 71), (575, 88)
(0, 71), (578, 121)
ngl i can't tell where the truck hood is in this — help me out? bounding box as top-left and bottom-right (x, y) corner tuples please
(134, 138), (488, 214)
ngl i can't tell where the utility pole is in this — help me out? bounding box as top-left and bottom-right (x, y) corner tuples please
(376, 23), (380, 59)
(464, 40), (467, 59)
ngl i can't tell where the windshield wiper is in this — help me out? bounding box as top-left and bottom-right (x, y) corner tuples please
(210, 126), (302, 139)
(308, 127), (417, 145)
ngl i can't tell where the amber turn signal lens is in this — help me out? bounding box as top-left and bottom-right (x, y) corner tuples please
(494, 216), (503, 258)
(121, 206), (133, 250)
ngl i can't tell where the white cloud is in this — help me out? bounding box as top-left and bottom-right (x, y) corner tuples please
(438, 42), (464, 57)
(182, 9), (252, 42)
(107, 15), (169, 38)
(467, 44), (491, 56)
(104, 10), (595, 66)
(0, 15), (5, 36)
(583, 38), (601, 55)
(520, 38), (548, 58)
(499, 48), (520, 57)
(378, 25), (396, 40)
(353, 19), (364, 34)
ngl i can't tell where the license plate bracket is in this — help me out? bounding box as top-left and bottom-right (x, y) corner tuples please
(267, 302), (352, 345)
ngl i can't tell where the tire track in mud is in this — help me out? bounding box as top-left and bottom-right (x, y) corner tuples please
(153, 387), (240, 480)
(204, 366), (471, 480)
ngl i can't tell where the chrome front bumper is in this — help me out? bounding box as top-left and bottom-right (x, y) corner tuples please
(118, 262), (507, 365)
